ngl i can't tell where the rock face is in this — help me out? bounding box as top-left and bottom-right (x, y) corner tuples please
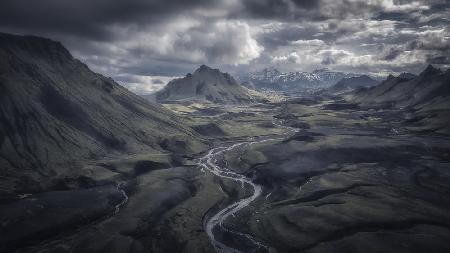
(0, 33), (203, 196)
(327, 75), (378, 94)
(240, 67), (360, 91)
(156, 65), (258, 104)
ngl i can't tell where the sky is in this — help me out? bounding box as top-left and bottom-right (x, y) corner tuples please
(1, 0), (449, 94)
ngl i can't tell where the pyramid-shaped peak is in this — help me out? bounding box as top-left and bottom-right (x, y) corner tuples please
(196, 64), (216, 72)
(193, 65), (223, 77)
(425, 64), (437, 70)
(156, 65), (254, 104)
(421, 64), (441, 76)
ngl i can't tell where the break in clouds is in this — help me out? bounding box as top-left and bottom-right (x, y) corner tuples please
(1, 0), (449, 94)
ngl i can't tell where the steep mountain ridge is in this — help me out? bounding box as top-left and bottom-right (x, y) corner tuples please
(349, 65), (450, 109)
(0, 33), (204, 195)
(348, 65), (450, 133)
(327, 75), (378, 94)
(156, 65), (259, 104)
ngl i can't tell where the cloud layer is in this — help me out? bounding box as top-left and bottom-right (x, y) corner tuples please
(1, 0), (449, 93)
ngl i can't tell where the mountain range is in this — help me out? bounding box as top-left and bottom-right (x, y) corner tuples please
(1, 32), (448, 200)
(350, 65), (449, 109)
(348, 65), (450, 133)
(239, 67), (362, 91)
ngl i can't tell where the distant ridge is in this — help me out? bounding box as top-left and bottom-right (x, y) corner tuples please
(349, 65), (449, 109)
(327, 75), (378, 94)
(239, 67), (361, 91)
(348, 65), (450, 132)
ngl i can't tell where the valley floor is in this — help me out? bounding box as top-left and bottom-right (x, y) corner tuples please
(2, 96), (450, 253)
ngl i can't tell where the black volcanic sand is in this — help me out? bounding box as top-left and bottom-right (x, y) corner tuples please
(221, 100), (450, 253)
(2, 98), (450, 253)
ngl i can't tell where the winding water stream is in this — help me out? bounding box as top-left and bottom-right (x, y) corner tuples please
(114, 182), (129, 214)
(197, 121), (298, 253)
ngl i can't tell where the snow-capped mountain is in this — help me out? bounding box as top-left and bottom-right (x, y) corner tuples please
(248, 67), (282, 83)
(239, 67), (360, 91)
(312, 68), (358, 86)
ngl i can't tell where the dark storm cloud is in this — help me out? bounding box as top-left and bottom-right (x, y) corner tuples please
(0, 0), (449, 93)
(257, 23), (322, 49)
(236, 0), (414, 21)
(375, 11), (414, 21)
(0, 0), (219, 40)
(409, 26), (450, 51)
(426, 55), (450, 65)
(236, 0), (319, 20)
(121, 60), (197, 77)
(381, 47), (403, 60)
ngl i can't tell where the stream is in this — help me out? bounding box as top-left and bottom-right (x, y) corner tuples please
(197, 121), (297, 253)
